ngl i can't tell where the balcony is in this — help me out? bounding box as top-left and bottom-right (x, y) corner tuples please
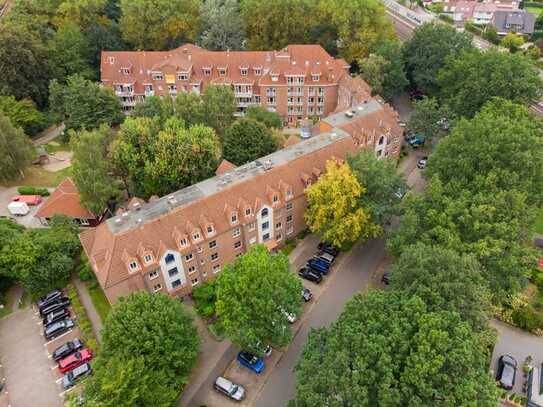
(116, 89), (134, 97)
(235, 91), (253, 98)
(145, 90), (154, 97)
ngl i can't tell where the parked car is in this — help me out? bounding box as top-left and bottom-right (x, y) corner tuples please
(44, 319), (74, 341)
(62, 362), (92, 389)
(496, 355), (517, 390)
(237, 351), (265, 374)
(317, 243), (340, 257)
(298, 267), (322, 284)
(406, 133), (425, 147)
(417, 156), (428, 169)
(39, 297), (70, 317)
(43, 307), (70, 326)
(37, 289), (62, 310)
(316, 251), (335, 265)
(382, 272), (392, 285)
(52, 339), (84, 361)
(58, 348), (93, 374)
(11, 195), (42, 205)
(214, 376), (246, 401)
(302, 288), (313, 302)
(307, 258), (330, 275)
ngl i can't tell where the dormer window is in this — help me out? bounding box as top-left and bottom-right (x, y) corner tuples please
(240, 68), (248, 76)
(152, 72), (163, 81)
(254, 68), (262, 76)
(143, 254), (153, 264)
(312, 74), (320, 82)
(271, 74), (278, 82)
(192, 231), (201, 241)
(108, 56), (115, 64)
(245, 208), (251, 216)
(121, 68), (130, 75)
(231, 213), (238, 224)
(129, 261), (138, 270)
(165, 253), (175, 264)
(203, 68), (211, 76)
(261, 208), (269, 217)
(180, 238), (188, 247)
(286, 188), (294, 199)
(177, 73), (188, 81)
(273, 195), (279, 203)
(206, 225), (214, 235)
(218, 68), (226, 76)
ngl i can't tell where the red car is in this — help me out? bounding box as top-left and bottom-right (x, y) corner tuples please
(58, 348), (93, 374)
(11, 195), (42, 205)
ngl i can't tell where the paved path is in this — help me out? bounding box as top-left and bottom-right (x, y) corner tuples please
(72, 277), (102, 343)
(0, 309), (62, 407)
(32, 124), (65, 146)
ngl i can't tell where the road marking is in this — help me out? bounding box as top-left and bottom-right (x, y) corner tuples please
(55, 377), (63, 384)
(59, 387), (74, 397)
(51, 365), (58, 370)
(44, 329), (72, 346)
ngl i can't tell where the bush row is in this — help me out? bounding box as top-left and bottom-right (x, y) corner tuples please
(17, 186), (50, 196)
(66, 284), (99, 353)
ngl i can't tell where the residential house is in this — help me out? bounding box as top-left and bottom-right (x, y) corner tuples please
(492, 10), (536, 34)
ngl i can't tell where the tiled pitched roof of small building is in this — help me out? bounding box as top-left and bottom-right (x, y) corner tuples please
(215, 159), (237, 175)
(36, 178), (95, 220)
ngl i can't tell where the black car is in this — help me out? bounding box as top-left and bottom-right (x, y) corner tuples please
(62, 362), (92, 389)
(298, 267), (322, 284)
(44, 318), (74, 341)
(37, 289), (62, 310)
(43, 307), (70, 326)
(496, 355), (517, 390)
(52, 338), (84, 361)
(381, 272), (392, 285)
(301, 288), (313, 302)
(317, 243), (340, 257)
(39, 297), (70, 317)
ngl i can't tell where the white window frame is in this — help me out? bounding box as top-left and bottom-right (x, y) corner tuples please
(286, 215), (293, 223)
(129, 261), (138, 270)
(232, 228), (241, 238)
(188, 265), (196, 274)
(149, 270), (159, 280)
(211, 252), (219, 262)
(180, 238), (188, 247)
(287, 226), (294, 235)
(185, 253), (194, 262)
(192, 232), (201, 241)
(143, 254), (153, 264)
(153, 283), (162, 292)
(213, 264), (221, 273)
(286, 202), (293, 211)
(231, 213), (238, 224)
(234, 241), (242, 250)
(209, 240), (217, 249)
(248, 222), (256, 231)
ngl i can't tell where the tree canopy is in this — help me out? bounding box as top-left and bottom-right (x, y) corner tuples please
(216, 245), (302, 355)
(0, 96), (48, 137)
(245, 105), (283, 129)
(84, 292), (199, 405)
(0, 114), (33, 183)
(347, 149), (406, 227)
(408, 96), (449, 141)
(437, 49), (542, 118)
(198, 0), (245, 51)
(403, 23), (473, 96)
(305, 160), (377, 248)
(222, 118), (277, 165)
(293, 291), (499, 406)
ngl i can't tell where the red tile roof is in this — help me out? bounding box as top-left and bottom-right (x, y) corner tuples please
(215, 159), (237, 175)
(36, 178), (96, 220)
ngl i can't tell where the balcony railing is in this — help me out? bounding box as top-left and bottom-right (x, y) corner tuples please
(116, 90), (134, 96)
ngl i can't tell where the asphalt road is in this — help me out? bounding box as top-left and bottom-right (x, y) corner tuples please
(254, 238), (386, 406)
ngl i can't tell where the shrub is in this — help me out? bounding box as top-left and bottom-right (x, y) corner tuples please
(77, 263), (94, 281)
(17, 186), (50, 196)
(192, 280), (217, 319)
(512, 305), (543, 331)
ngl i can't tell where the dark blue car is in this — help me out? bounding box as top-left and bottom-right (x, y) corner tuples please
(237, 351), (265, 374)
(307, 258), (330, 274)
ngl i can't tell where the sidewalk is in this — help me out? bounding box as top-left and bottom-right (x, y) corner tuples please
(72, 276), (103, 343)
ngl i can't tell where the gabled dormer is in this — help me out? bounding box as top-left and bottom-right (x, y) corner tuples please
(186, 221), (202, 243)
(122, 249), (140, 274)
(312, 167), (322, 179)
(266, 185), (280, 207)
(200, 215), (215, 237)
(301, 172), (313, 187)
(237, 197), (253, 219)
(278, 180), (294, 201)
(172, 227), (190, 250)
(137, 243), (155, 266)
(224, 203), (238, 225)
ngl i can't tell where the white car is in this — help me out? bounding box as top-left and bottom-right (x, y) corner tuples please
(214, 376), (246, 401)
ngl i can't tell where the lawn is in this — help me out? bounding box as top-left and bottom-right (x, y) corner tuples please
(44, 140), (71, 154)
(2, 165), (72, 188)
(87, 282), (111, 323)
(526, 6), (543, 16)
(533, 208), (543, 236)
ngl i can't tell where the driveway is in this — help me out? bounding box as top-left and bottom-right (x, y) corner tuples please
(0, 309), (62, 407)
(255, 238), (386, 406)
(491, 319), (543, 396)
(0, 186), (48, 228)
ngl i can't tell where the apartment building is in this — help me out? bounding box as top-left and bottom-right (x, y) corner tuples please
(80, 98), (401, 304)
(100, 44), (371, 126)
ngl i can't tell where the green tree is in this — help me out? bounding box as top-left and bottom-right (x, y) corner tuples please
(305, 160), (377, 248)
(202, 85), (236, 136)
(245, 105), (283, 129)
(0, 96), (47, 136)
(391, 243), (491, 330)
(500, 32), (525, 52)
(92, 293), (199, 403)
(526, 45), (542, 62)
(426, 98), (543, 205)
(48, 22), (94, 82)
(438, 49), (542, 118)
(347, 149), (406, 227)
(198, 0), (245, 50)
(133, 96), (166, 120)
(85, 21), (125, 71)
(483, 25), (499, 44)
(0, 24), (52, 108)
(222, 118), (277, 165)
(374, 39), (408, 100)
(0, 115), (33, 183)
(0, 219), (25, 251)
(408, 96), (448, 140)
(53, 0), (109, 30)
(293, 291), (499, 406)
(403, 23), (473, 96)
(359, 54), (387, 97)
(71, 125), (121, 215)
(49, 74), (123, 131)
(216, 245), (302, 354)
(119, 0), (200, 49)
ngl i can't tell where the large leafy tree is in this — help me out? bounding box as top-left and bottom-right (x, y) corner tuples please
(245, 105), (283, 129)
(86, 293), (199, 404)
(119, 0), (200, 49)
(201, 85), (236, 136)
(390, 243), (491, 331)
(0, 24), (52, 108)
(426, 98), (543, 206)
(408, 96), (449, 141)
(49, 74), (123, 131)
(198, 0), (245, 51)
(0, 115), (33, 183)
(222, 118), (277, 165)
(71, 125), (121, 215)
(216, 245), (302, 355)
(84, 20), (125, 71)
(373, 40), (408, 101)
(0, 219), (24, 251)
(305, 160), (377, 248)
(347, 149), (406, 227)
(359, 54), (388, 97)
(0, 96), (47, 137)
(293, 291), (499, 406)
(403, 23), (473, 96)
(437, 49), (542, 118)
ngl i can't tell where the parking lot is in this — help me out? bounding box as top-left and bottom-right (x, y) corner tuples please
(0, 186), (48, 228)
(0, 295), (87, 406)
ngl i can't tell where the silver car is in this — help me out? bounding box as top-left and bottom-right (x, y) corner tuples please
(214, 376), (246, 401)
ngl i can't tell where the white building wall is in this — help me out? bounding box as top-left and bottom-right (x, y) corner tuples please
(159, 250), (187, 292)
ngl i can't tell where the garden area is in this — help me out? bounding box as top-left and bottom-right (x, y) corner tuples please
(191, 280), (224, 340)
(76, 251), (111, 323)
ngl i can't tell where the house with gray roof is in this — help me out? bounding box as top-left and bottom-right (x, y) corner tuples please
(492, 10), (536, 35)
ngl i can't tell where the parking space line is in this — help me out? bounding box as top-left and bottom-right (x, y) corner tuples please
(59, 387), (74, 397)
(44, 329), (72, 346)
(50, 365), (58, 371)
(55, 378), (63, 384)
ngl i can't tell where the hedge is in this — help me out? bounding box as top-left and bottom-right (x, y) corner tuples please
(17, 186), (50, 196)
(66, 284), (100, 353)
(524, 2), (543, 8)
